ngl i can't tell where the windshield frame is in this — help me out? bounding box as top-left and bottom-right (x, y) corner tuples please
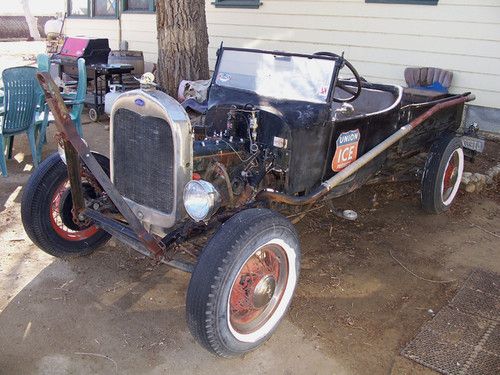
(210, 46), (342, 104)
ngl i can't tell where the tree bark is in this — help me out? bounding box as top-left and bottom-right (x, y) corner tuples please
(156, 0), (210, 98)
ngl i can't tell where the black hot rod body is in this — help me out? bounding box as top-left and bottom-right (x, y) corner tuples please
(198, 47), (467, 201)
(23, 47), (479, 358)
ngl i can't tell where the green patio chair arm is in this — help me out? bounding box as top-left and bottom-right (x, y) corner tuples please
(62, 92), (77, 100)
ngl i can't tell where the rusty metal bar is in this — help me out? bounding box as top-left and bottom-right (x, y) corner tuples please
(257, 93), (476, 206)
(84, 209), (194, 272)
(36, 72), (166, 258)
(63, 138), (86, 218)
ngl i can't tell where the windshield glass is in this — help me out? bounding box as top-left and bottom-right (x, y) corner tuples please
(214, 49), (336, 103)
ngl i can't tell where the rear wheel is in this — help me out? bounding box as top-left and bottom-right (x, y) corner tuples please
(186, 208), (300, 357)
(21, 152), (111, 257)
(421, 135), (464, 214)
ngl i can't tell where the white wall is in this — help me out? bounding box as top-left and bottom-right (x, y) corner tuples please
(120, 13), (157, 63)
(205, 0), (500, 109)
(64, 18), (120, 50)
(1, 0), (65, 16)
(64, 0), (500, 108)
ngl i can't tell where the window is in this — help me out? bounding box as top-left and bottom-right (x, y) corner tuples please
(95, 0), (117, 16)
(69, 0), (89, 16)
(213, 0), (262, 9)
(365, 0), (438, 4)
(68, 0), (118, 18)
(123, 0), (156, 12)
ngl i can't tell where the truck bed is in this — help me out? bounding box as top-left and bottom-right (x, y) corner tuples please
(396, 91), (467, 157)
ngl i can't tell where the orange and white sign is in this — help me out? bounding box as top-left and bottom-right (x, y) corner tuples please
(332, 129), (361, 172)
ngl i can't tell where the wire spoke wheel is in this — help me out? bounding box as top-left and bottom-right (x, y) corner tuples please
(421, 135), (464, 214)
(186, 209), (300, 357)
(228, 243), (289, 336)
(21, 152), (111, 258)
(49, 179), (99, 241)
(441, 149), (461, 205)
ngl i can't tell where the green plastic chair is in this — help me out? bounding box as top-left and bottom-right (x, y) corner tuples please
(33, 54), (51, 153)
(36, 54), (50, 74)
(36, 58), (86, 162)
(1, 55), (50, 166)
(0, 66), (40, 177)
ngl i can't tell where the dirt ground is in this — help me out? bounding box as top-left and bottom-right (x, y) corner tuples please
(1, 42), (499, 375)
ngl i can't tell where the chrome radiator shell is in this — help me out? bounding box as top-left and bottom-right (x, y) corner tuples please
(110, 89), (192, 235)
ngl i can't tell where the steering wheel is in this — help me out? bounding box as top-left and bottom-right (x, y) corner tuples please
(314, 52), (362, 103)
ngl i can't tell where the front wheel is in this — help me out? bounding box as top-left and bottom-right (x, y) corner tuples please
(21, 152), (111, 258)
(421, 135), (464, 214)
(186, 208), (301, 357)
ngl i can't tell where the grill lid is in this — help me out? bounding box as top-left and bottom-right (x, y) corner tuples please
(59, 37), (89, 58)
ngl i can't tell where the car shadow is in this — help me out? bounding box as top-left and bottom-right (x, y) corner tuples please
(1, 117), (110, 212)
(0, 242), (347, 375)
(0, 244), (190, 374)
(0, 132), (59, 215)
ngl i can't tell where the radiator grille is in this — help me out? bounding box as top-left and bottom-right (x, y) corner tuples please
(113, 108), (174, 213)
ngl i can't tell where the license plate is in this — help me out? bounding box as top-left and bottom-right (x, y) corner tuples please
(462, 136), (485, 153)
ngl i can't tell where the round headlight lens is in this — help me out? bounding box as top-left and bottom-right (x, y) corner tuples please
(183, 180), (220, 222)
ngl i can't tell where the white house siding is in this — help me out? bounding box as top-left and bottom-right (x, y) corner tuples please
(64, 18), (120, 50)
(120, 13), (158, 63)
(64, 0), (500, 109)
(206, 0), (500, 109)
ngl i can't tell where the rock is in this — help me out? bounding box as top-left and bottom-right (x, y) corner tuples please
(485, 176), (494, 185)
(486, 169), (496, 179)
(465, 183), (476, 193)
(462, 172), (472, 185)
(473, 173), (486, 183)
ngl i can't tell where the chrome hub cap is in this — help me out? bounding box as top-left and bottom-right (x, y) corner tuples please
(253, 275), (276, 309)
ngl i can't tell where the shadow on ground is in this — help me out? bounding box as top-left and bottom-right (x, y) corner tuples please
(0, 245), (345, 375)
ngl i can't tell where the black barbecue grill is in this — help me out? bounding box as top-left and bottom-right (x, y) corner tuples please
(51, 37), (136, 122)
(52, 37), (110, 79)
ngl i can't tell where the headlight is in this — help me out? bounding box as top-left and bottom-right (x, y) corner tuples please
(183, 180), (221, 222)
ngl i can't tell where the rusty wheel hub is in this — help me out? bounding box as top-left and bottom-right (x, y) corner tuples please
(229, 244), (289, 335)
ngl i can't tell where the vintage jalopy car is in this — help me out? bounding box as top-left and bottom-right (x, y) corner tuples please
(22, 47), (480, 357)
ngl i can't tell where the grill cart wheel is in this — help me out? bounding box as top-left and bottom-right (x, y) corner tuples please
(186, 208), (300, 357)
(21, 152), (111, 258)
(421, 135), (464, 214)
(88, 107), (100, 122)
